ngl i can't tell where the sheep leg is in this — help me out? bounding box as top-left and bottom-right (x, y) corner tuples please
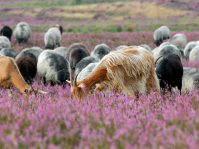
(50, 81), (55, 86)
(177, 81), (182, 95)
(62, 82), (66, 88)
(43, 77), (46, 85)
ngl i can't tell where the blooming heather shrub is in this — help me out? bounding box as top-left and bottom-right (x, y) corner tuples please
(1, 31), (199, 148)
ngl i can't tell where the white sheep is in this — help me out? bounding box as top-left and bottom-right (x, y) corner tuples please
(13, 22), (31, 43)
(182, 67), (199, 92)
(0, 48), (16, 58)
(77, 62), (99, 82)
(139, 44), (152, 53)
(115, 45), (128, 51)
(44, 25), (62, 49)
(184, 41), (199, 59)
(189, 45), (199, 61)
(74, 56), (100, 76)
(168, 33), (187, 49)
(54, 46), (67, 57)
(91, 43), (110, 60)
(37, 50), (70, 87)
(153, 26), (170, 46)
(0, 36), (11, 48)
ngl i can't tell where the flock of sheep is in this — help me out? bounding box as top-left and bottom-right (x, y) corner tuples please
(0, 22), (199, 98)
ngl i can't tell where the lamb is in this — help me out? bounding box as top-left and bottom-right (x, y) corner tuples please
(189, 46), (199, 61)
(0, 26), (13, 41)
(15, 47), (43, 65)
(16, 57), (37, 85)
(74, 56), (100, 76)
(91, 43), (110, 60)
(184, 41), (199, 59)
(37, 50), (70, 88)
(0, 55), (47, 95)
(139, 44), (152, 53)
(65, 43), (90, 76)
(54, 46), (67, 57)
(44, 24), (63, 49)
(13, 22), (31, 43)
(67, 46), (160, 100)
(0, 48), (16, 58)
(0, 36), (11, 48)
(168, 33), (187, 49)
(153, 26), (170, 46)
(115, 45), (128, 51)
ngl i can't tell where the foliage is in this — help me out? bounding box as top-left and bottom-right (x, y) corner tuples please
(0, 32), (199, 148)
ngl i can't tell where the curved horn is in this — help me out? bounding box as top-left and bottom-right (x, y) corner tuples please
(73, 73), (79, 87)
(154, 56), (163, 67)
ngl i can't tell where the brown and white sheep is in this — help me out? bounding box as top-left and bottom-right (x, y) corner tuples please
(0, 55), (47, 95)
(67, 46), (160, 100)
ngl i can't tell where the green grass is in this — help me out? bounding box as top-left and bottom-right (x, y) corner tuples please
(0, 0), (133, 7)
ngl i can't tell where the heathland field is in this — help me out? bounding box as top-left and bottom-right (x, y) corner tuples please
(1, 0), (199, 32)
(1, 32), (199, 148)
(1, 0), (199, 148)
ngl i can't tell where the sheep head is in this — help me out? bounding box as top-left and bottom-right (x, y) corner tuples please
(66, 73), (85, 101)
(54, 24), (63, 35)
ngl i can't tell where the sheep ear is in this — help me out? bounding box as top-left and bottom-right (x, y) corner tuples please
(66, 80), (71, 84)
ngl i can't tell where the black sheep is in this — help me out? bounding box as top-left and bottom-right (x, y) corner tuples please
(16, 57), (37, 85)
(155, 54), (183, 94)
(0, 26), (13, 41)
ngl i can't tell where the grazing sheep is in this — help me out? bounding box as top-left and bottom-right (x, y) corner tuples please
(139, 44), (152, 53)
(0, 55), (47, 95)
(44, 25), (63, 49)
(115, 45), (128, 51)
(0, 48), (16, 58)
(184, 41), (199, 59)
(65, 43), (90, 76)
(154, 26), (170, 46)
(189, 45), (199, 61)
(37, 50), (70, 87)
(182, 67), (199, 92)
(91, 43), (110, 60)
(168, 33), (187, 49)
(54, 24), (63, 34)
(16, 57), (37, 85)
(0, 36), (11, 48)
(67, 46), (160, 100)
(15, 47), (43, 65)
(74, 56), (100, 76)
(54, 46), (67, 57)
(155, 54), (183, 94)
(77, 62), (99, 92)
(13, 22), (31, 43)
(0, 26), (13, 41)
(77, 63), (98, 82)
(153, 42), (183, 66)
